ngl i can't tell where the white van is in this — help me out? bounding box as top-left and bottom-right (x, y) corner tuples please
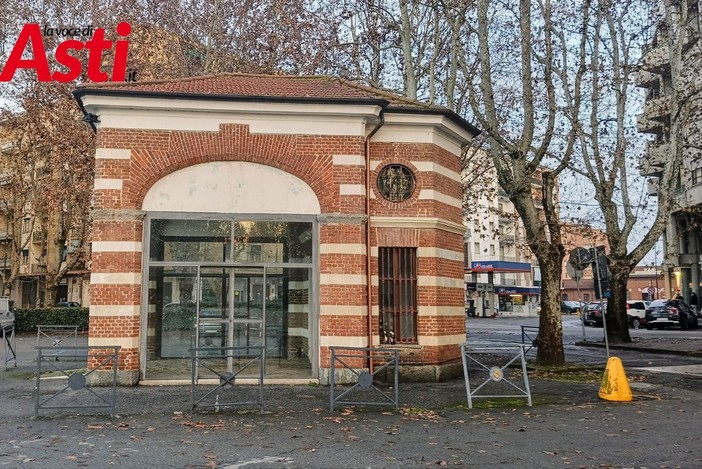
(0, 297), (14, 328)
(627, 300), (650, 329)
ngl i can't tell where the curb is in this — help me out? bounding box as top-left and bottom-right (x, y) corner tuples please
(576, 340), (702, 357)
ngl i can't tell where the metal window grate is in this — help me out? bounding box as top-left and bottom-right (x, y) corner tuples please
(378, 247), (417, 344)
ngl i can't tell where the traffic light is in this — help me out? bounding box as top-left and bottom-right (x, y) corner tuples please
(593, 246), (610, 300)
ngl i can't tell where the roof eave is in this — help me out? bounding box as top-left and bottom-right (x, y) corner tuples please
(382, 107), (480, 138)
(73, 88), (391, 109)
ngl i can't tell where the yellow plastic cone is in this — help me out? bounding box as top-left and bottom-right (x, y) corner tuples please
(598, 356), (633, 402)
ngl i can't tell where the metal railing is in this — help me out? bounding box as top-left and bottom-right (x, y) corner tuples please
(34, 345), (119, 416)
(520, 326), (540, 355)
(37, 325), (80, 358)
(329, 346), (400, 411)
(2, 324), (16, 370)
(460, 343), (532, 409)
(189, 345), (265, 412)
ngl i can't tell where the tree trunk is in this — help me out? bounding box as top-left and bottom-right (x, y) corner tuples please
(535, 250), (565, 365)
(44, 279), (58, 306)
(605, 262), (632, 344)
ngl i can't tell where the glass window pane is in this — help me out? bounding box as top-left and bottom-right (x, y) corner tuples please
(146, 266), (198, 367)
(232, 221), (312, 264)
(150, 219), (231, 262)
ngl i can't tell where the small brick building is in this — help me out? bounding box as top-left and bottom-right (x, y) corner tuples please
(74, 74), (477, 384)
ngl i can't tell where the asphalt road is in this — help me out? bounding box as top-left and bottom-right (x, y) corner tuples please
(2, 326), (702, 468)
(467, 315), (702, 368)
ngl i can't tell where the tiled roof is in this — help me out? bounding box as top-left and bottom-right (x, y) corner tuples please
(75, 73), (479, 134)
(77, 73), (435, 110)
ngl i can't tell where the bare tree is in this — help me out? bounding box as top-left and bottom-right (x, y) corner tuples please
(570, 0), (702, 342)
(457, 0), (592, 365)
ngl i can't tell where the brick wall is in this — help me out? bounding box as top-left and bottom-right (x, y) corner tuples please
(90, 121), (466, 377)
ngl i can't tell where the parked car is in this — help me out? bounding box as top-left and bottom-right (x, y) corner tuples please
(626, 300), (650, 329)
(584, 302), (606, 327)
(561, 301), (584, 315)
(54, 301), (81, 308)
(645, 299), (699, 330)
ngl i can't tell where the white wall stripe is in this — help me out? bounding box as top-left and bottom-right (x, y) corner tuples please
(418, 306), (465, 316)
(320, 244), (366, 255)
(90, 305), (141, 317)
(288, 304), (311, 313)
(419, 334), (467, 346)
(417, 276), (465, 288)
(90, 273), (142, 285)
(333, 155), (365, 166)
(89, 337), (139, 348)
(320, 274), (367, 285)
(339, 184), (366, 196)
(288, 327), (310, 338)
(320, 336), (367, 347)
(95, 148), (131, 159)
(94, 178), (123, 190)
(418, 189), (462, 208)
(369, 305), (463, 316)
(320, 305), (367, 316)
(369, 275), (463, 289)
(368, 246), (462, 262)
(92, 241), (143, 253)
(370, 216), (466, 235)
(411, 161), (461, 182)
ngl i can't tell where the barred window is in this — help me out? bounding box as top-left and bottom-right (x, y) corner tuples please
(378, 247), (418, 344)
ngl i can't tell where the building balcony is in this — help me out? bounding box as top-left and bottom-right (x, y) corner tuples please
(639, 143), (669, 176)
(647, 178), (659, 197)
(684, 182), (702, 207)
(642, 44), (670, 75)
(32, 231), (46, 243)
(0, 231), (10, 242)
(497, 188), (509, 200)
(500, 234), (516, 245)
(643, 95), (671, 121)
(637, 113), (663, 134)
(0, 257), (8, 270)
(31, 263), (47, 273)
(635, 68), (658, 88)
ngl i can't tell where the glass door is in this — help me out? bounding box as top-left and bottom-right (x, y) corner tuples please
(196, 267), (265, 372)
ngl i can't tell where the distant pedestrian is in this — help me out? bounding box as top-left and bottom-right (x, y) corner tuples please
(690, 292), (698, 314)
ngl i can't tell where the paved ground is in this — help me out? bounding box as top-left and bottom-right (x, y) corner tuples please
(2, 333), (702, 468)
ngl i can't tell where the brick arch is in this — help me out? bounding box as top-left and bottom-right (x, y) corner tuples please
(120, 124), (345, 213)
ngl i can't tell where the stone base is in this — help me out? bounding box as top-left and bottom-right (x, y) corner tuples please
(86, 369), (140, 386)
(319, 360), (464, 385)
(390, 361), (464, 382)
(319, 367), (368, 386)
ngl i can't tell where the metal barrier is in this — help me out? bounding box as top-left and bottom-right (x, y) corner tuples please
(520, 326), (540, 354)
(34, 345), (120, 417)
(2, 324), (16, 370)
(190, 346), (265, 412)
(329, 346), (400, 411)
(460, 343), (532, 409)
(37, 325), (80, 358)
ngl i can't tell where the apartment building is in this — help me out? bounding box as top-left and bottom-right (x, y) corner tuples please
(0, 136), (90, 307)
(463, 163), (545, 317)
(637, 1), (702, 303)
